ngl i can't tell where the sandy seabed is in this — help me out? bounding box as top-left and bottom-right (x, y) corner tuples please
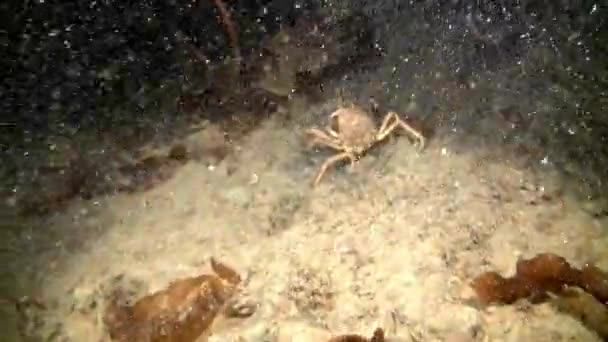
(5, 94), (608, 342)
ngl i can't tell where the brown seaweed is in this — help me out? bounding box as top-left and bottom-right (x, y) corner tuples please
(103, 258), (245, 342)
(470, 253), (608, 306)
(327, 327), (385, 342)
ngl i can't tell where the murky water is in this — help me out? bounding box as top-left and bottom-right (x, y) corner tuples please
(2, 1), (607, 341)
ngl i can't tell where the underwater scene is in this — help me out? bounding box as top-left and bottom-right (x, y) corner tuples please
(1, 1), (607, 341)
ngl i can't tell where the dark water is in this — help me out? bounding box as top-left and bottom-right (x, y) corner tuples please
(1, 0), (607, 213)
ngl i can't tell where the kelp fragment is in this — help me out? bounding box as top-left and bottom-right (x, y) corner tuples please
(103, 258), (248, 342)
(470, 253), (608, 306)
(327, 327), (385, 342)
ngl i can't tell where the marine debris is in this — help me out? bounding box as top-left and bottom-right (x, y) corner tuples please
(103, 258), (254, 342)
(470, 253), (608, 306)
(471, 253), (608, 340)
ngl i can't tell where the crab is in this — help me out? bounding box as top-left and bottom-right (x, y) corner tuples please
(306, 104), (425, 186)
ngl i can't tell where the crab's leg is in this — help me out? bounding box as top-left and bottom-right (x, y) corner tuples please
(394, 115), (426, 149)
(377, 111), (398, 135)
(306, 128), (343, 151)
(375, 114), (401, 142)
(313, 152), (356, 186)
(327, 110), (345, 138)
(377, 112), (426, 149)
